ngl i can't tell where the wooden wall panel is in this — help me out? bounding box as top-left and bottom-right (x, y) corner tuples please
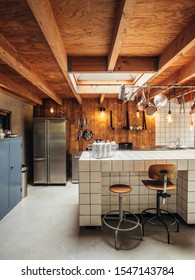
(34, 98), (155, 152)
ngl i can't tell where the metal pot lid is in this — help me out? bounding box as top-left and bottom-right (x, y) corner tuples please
(82, 129), (93, 141)
(154, 93), (168, 108)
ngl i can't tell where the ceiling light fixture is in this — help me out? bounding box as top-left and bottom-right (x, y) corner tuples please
(50, 107), (54, 114)
(100, 106), (106, 112)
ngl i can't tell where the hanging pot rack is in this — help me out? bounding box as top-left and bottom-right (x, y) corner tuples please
(119, 85), (195, 102)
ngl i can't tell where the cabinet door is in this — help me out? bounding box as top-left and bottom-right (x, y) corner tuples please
(0, 141), (9, 219)
(9, 139), (22, 208)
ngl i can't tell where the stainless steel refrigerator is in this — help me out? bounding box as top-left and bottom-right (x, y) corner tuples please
(33, 118), (69, 185)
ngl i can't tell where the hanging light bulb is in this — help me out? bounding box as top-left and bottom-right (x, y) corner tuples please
(166, 98), (173, 123)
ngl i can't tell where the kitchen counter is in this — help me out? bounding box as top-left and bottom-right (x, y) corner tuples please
(79, 149), (195, 227)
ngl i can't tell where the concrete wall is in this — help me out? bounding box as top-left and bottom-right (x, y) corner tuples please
(0, 92), (33, 180)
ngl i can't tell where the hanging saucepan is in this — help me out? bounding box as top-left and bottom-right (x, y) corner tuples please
(82, 129), (93, 141)
(145, 88), (157, 115)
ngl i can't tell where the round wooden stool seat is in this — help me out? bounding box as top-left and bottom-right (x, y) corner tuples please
(102, 184), (142, 249)
(109, 184), (132, 194)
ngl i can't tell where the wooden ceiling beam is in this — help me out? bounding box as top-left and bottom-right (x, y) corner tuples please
(0, 87), (38, 106)
(159, 15), (195, 71)
(115, 57), (158, 72)
(68, 56), (158, 73)
(107, 0), (137, 70)
(0, 72), (42, 105)
(149, 15), (195, 83)
(0, 34), (62, 104)
(27, 0), (82, 105)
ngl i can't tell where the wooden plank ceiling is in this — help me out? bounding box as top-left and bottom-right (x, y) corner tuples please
(0, 0), (195, 105)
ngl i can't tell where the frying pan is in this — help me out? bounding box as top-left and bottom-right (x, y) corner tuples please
(82, 129), (93, 141)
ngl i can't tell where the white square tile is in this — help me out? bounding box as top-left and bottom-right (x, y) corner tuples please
(79, 194), (90, 204)
(101, 186), (110, 195)
(91, 215), (101, 226)
(120, 176), (129, 185)
(188, 202), (195, 213)
(129, 195), (139, 205)
(188, 160), (195, 170)
(101, 160), (112, 171)
(187, 214), (195, 224)
(79, 216), (90, 226)
(90, 160), (100, 171)
(79, 172), (90, 182)
(111, 176), (120, 185)
(101, 176), (110, 186)
(178, 160), (188, 170)
(112, 160), (122, 171)
(90, 182), (101, 193)
(102, 195), (110, 205)
(188, 171), (195, 181)
(91, 205), (101, 215)
(188, 192), (195, 203)
(79, 182), (90, 193)
(79, 205), (90, 215)
(123, 160), (134, 171)
(134, 160), (144, 171)
(90, 172), (101, 182)
(79, 160), (89, 171)
(91, 194), (101, 204)
(188, 181), (195, 191)
(130, 176), (139, 186)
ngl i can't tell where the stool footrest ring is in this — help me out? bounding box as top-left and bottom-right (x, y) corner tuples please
(141, 207), (180, 244)
(103, 210), (143, 249)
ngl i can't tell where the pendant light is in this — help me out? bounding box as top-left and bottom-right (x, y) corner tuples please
(166, 98), (173, 123)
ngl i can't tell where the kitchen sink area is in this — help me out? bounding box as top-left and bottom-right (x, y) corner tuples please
(133, 145), (195, 151)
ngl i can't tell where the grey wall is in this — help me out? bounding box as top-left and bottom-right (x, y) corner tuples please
(0, 92), (33, 180)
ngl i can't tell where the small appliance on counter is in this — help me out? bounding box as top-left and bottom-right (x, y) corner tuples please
(119, 142), (133, 150)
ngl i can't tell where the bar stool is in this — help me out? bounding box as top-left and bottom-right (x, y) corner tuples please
(102, 184), (143, 249)
(141, 164), (180, 244)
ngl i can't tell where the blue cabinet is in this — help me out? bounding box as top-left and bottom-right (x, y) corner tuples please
(0, 138), (22, 220)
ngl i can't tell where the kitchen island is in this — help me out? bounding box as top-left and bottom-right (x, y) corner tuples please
(79, 149), (195, 227)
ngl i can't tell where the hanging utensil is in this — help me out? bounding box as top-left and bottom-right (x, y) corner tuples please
(142, 111), (147, 130)
(123, 110), (130, 130)
(180, 93), (185, 114)
(173, 87), (179, 104)
(145, 88), (157, 115)
(110, 111), (115, 130)
(137, 88), (146, 111)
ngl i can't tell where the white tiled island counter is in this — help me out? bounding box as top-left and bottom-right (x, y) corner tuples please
(79, 149), (195, 227)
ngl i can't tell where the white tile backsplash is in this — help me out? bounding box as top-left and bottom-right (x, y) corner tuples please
(155, 100), (195, 147)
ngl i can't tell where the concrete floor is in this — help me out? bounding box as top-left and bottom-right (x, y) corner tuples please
(0, 180), (195, 260)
